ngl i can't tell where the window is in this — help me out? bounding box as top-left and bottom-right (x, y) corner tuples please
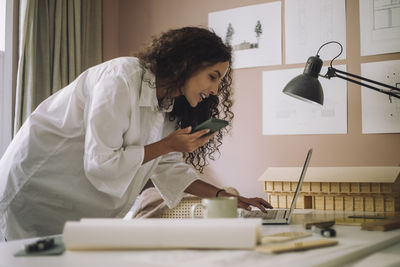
(0, 0), (15, 157)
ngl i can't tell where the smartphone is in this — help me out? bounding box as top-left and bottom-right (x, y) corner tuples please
(192, 118), (229, 134)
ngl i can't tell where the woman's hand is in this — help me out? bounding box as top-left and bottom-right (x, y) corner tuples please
(143, 127), (215, 164)
(217, 189), (273, 211)
(163, 126), (216, 153)
(185, 180), (273, 212)
(236, 195), (273, 211)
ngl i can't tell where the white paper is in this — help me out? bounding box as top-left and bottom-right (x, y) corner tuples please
(360, 0), (400, 56)
(208, 2), (281, 69)
(285, 0), (346, 64)
(262, 65), (347, 135)
(63, 218), (261, 250)
(361, 60), (400, 134)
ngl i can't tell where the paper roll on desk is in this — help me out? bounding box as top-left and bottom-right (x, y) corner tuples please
(63, 218), (262, 250)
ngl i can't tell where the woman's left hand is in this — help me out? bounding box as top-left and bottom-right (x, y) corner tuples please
(236, 195), (273, 211)
(185, 181), (273, 212)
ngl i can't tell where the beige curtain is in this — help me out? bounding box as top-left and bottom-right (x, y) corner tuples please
(14, 0), (103, 134)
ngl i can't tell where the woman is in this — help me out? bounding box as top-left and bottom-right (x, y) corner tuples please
(0, 27), (271, 241)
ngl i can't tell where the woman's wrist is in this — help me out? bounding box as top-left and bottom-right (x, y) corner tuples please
(143, 139), (172, 164)
(159, 138), (174, 154)
(216, 189), (237, 198)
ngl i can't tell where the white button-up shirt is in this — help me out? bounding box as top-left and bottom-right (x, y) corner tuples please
(0, 57), (199, 240)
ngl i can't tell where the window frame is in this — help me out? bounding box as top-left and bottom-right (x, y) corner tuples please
(0, 0), (17, 156)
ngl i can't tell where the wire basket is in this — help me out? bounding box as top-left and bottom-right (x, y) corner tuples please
(160, 197), (203, 218)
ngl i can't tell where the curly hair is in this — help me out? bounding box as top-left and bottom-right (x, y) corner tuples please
(135, 26), (234, 173)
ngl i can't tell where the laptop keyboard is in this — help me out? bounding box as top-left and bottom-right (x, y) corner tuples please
(240, 209), (279, 219)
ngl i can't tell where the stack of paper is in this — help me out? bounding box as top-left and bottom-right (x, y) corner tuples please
(63, 218), (261, 250)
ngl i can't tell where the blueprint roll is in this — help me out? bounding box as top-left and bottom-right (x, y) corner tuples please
(63, 218), (262, 250)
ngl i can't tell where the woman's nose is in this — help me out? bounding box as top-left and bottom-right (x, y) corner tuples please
(210, 85), (218, 95)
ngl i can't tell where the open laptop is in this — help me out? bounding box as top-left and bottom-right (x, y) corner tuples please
(242, 148), (312, 225)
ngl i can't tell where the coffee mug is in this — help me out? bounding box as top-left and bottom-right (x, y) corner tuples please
(191, 197), (238, 218)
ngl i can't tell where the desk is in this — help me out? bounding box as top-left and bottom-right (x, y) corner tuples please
(1, 210), (400, 267)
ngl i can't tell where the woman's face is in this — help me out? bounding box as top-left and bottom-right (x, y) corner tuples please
(181, 61), (230, 107)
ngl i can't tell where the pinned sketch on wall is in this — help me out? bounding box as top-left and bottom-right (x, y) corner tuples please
(361, 60), (400, 134)
(208, 2), (281, 69)
(262, 65), (347, 135)
(360, 0), (400, 56)
(285, 0), (346, 64)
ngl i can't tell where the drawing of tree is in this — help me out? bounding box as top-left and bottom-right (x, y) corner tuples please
(254, 20), (262, 47)
(225, 23), (234, 46)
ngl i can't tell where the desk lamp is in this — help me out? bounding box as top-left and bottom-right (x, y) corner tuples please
(282, 41), (400, 105)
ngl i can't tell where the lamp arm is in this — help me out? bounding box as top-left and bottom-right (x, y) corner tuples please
(325, 67), (400, 99)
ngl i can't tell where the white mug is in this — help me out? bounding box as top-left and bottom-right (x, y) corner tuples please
(191, 197), (238, 218)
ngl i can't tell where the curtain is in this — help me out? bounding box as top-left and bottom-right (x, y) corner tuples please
(14, 0), (103, 134)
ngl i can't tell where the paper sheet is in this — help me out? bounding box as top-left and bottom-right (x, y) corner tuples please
(361, 60), (400, 133)
(63, 218), (262, 250)
(285, 0), (346, 64)
(360, 0), (400, 56)
(262, 65), (347, 135)
(208, 2), (281, 69)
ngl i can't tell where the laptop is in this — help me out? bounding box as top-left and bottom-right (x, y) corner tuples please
(242, 148), (312, 225)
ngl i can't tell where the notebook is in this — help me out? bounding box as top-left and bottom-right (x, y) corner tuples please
(242, 148), (313, 225)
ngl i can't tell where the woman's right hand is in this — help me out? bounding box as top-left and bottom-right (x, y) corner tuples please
(163, 126), (216, 153)
(143, 127), (216, 164)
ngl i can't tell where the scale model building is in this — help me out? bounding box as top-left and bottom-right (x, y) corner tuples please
(258, 167), (400, 212)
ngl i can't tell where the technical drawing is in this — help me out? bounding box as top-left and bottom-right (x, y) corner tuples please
(360, 0), (400, 55)
(224, 20), (263, 51)
(373, 0), (400, 30)
(209, 2), (281, 69)
(361, 60), (400, 133)
(285, 0), (346, 64)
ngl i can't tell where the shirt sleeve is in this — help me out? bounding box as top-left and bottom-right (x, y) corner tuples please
(151, 152), (199, 208)
(83, 76), (144, 198)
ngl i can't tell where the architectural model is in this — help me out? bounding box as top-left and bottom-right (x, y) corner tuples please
(259, 167), (400, 212)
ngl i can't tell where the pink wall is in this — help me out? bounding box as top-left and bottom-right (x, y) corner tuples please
(103, 0), (400, 199)
(103, 1), (119, 60)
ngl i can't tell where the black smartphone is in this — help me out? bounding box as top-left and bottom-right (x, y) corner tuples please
(192, 118), (229, 134)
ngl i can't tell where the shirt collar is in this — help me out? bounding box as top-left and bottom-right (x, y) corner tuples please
(139, 68), (174, 113)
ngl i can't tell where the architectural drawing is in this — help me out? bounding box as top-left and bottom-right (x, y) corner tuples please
(225, 20), (263, 51)
(262, 66), (347, 135)
(285, 0), (346, 64)
(208, 2), (281, 69)
(360, 0), (400, 55)
(361, 60), (400, 133)
(373, 0), (400, 30)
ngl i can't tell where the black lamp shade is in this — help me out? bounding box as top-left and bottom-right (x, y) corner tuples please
(283, 74), (324, 105)
(282, 56), (324, 105)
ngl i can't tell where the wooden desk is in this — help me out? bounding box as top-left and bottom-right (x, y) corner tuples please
(1, 210), (400, 267)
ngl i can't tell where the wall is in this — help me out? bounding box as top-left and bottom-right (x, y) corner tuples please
(103, 0), (119, 60)
(103, 0), (400, 199)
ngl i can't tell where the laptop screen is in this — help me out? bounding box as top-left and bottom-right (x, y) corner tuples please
(287, 149), (313, 217)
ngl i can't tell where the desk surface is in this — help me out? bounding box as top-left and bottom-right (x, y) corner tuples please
(1, 210), (400, 267)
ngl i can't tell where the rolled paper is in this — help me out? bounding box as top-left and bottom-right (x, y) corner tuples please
(63, 218), (262, 250)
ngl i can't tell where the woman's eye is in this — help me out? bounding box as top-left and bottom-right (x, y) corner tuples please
(209, 74), (217, 81)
